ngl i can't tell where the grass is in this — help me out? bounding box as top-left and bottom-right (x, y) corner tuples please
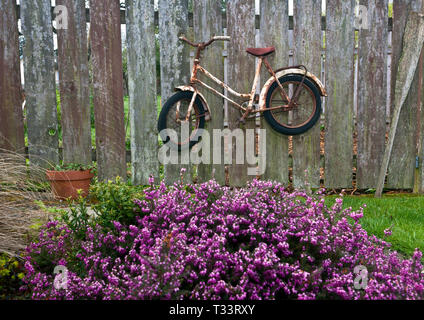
(0, 149), (54, 256)
(325, 194), (424, 258)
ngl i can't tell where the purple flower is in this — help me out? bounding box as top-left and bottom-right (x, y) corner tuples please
(384, 228), (392, 237)
(22, 179), (424, 300)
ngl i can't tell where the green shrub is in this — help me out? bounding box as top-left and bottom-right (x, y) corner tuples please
(51, 162), (96, 172)
(89, 177), (146, 231)
(59, 192), (94, 240)
(0, 254), (27, 299)
(46, 178), (147, 241)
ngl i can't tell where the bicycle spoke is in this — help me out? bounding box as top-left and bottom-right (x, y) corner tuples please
(268, 80), (316, 129)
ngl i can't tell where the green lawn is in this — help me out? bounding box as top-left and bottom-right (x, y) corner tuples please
(325, 194), (424, 258)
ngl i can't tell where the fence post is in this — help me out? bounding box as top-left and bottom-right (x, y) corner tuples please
(193, 0), (225, 185)
(226, 0), (256, 187)
(387, 0), (422, 189)
(259, 0), (289, 184)
(21, 0), (59, 167)
(56, 0), (92, 165)
(90, 0), (127, 181)
(159, 0), (192, 184)
(357, 0), (388, 189)
(419, 49), (424, 193)
(292, 0), (322, 189)
(0, 0), (25, 154)
(126, 0), (159, 185)
(376, 12), (424, 197)
(325, 0), (355, 189)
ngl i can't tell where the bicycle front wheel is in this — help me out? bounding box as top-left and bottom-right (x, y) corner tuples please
(157, 91), (206, 150)
(264, 74), (321, 135)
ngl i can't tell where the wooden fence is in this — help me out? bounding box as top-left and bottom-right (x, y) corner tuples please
(1, 0), (424, 191)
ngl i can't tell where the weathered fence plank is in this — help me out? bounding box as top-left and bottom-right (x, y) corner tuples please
(387, 0), (422, 189)
(416, 0), (424, 194)
(194, 0), (225, 185)
(377, 11), (424, 197)
(226, 0), (256, 187)
(90, 0), (127, 181)
(56, 0), (91, 165)
(419, 51), (424, 193)
(0, 0), (25, 153)
(158, 0), (192, 184)
(292, 0), (322, 189)
(11, 0), (424, 190)
(357, 0), (388, 189)
(16, 5), (396, 32)
(126, 0), (159, 185)
(21, 0), (59, 167)
(324, 0), (355, 188)
(259, 0), (289, 184)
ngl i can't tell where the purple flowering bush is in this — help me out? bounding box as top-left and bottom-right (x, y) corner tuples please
(22, 179), (424, 300)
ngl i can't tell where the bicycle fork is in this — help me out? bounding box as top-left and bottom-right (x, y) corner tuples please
(174, 91), (198, 123)
(263, 58), (292, 108)
(185, 91), (198, 122)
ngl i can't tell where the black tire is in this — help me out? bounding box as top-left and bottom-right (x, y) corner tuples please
(157, 91), (206, 151)
(264, 74), (321, 135)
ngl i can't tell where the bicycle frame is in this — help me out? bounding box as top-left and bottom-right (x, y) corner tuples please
(183, 55), (294, 122)
(176, 35), (326, 122)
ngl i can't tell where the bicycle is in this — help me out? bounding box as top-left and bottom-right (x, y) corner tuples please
(158, 35), (327, 149)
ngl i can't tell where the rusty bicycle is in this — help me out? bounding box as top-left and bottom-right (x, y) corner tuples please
(158, 35), (327, 149)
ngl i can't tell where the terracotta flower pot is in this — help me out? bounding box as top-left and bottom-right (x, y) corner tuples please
(46, 169), (94, 200)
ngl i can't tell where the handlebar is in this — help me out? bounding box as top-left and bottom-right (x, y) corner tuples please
(178, 35), (231, 49)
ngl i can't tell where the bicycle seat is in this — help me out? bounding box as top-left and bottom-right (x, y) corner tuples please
(246, 47), (275, 57)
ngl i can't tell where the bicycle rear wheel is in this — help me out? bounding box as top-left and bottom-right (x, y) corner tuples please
(264, 74), (321, 135)
(157, 91), (206, 150)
